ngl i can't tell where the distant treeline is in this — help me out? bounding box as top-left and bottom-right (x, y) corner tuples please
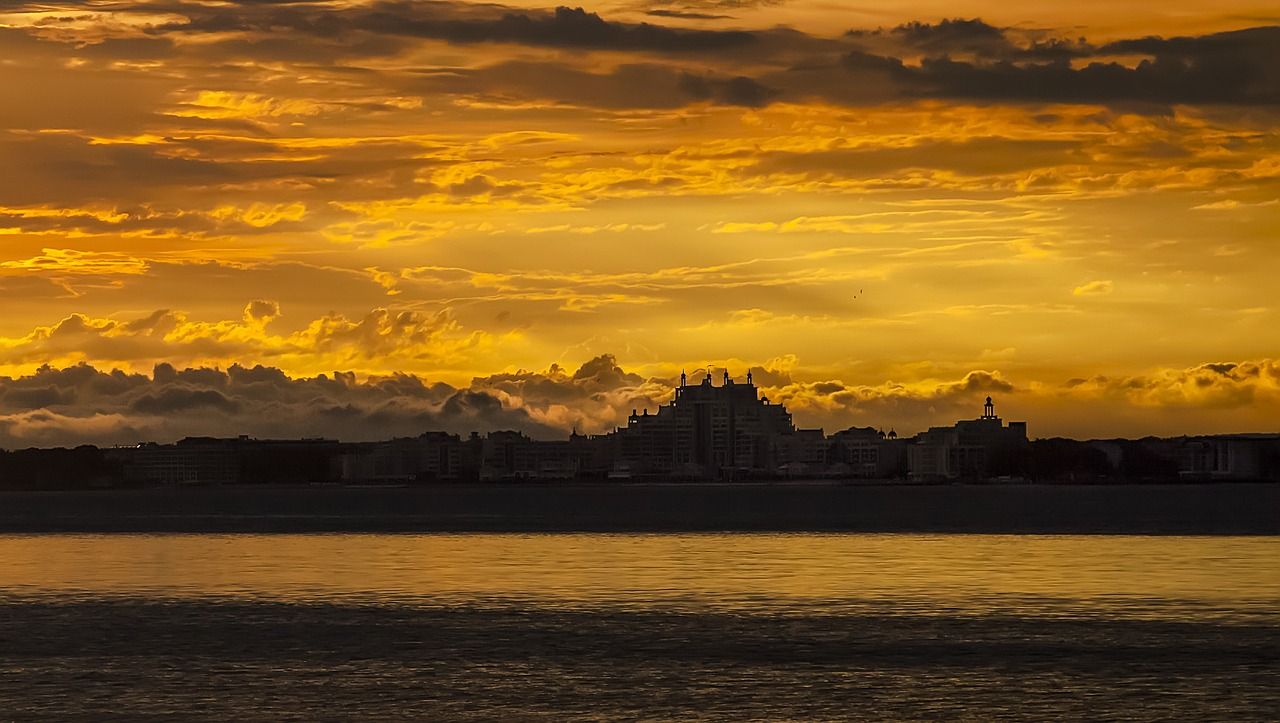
(0, 446), (125, 490)
(1026, 438), (1178, 480)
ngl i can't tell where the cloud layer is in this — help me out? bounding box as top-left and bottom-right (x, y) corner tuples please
(1, 0), (1277, 441)
(2, 354), (1277, 448)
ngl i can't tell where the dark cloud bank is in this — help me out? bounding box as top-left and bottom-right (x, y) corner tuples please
(2, 354), (1275, 448)
(3, 1), (1276, 110)
(0, 355), (655, 448)
(120, 1), (1280, 108)
(0, 353), (984, 448)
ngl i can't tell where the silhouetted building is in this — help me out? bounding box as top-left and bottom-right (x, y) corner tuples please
(340, 432), (473, 483)
(477, 430), (582, 480)
(124, 437), (241, 485)
(25, 371), (1280, 489)
(777, 428), (829, 477)
(1177, 435), (1280, 480)
(569, 429), (614, 478)
(829, 426), (907, 478)
(612, 368), (796, 479)
(122, 436), (341, 485)
(908, 397), (1028, 480)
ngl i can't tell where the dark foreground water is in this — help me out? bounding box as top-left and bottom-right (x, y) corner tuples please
(1, 534), (1277, 720)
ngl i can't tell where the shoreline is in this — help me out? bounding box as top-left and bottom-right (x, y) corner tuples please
(10, 475), (1279, 491)
(1, 482), (1276, 535)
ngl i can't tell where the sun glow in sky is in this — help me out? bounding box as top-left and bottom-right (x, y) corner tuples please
(0, 0), (1278, 445)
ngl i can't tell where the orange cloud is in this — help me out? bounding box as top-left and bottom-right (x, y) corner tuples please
(0, 1), (1276, 440)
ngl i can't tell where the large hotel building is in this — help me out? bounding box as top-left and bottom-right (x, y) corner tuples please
(613, 369), (809, 478)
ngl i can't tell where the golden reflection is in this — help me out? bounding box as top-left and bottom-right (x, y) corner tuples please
(1, 534), (1277, 621)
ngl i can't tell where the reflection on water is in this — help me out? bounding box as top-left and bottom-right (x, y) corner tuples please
(1, 534), (1278, 720)
(1, 533), (1277, 620)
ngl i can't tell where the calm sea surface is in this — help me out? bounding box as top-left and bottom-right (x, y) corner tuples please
(2, 533), (1278, 720)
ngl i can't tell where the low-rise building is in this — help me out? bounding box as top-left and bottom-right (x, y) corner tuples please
(908, 398), (1028, 480)
(1177, 435), (1280, 480)
(829, 426), (907, 478)
(340, 432), (474, 483)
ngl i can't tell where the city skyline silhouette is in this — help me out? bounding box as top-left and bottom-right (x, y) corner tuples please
(1, 2), (1277, 719)
(0, 1), (1277, 451)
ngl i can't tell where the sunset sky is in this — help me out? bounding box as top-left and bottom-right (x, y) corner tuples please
(1, 0), (1278, 446)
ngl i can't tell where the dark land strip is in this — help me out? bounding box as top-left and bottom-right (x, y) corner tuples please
(1, 482), (1277, 534)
